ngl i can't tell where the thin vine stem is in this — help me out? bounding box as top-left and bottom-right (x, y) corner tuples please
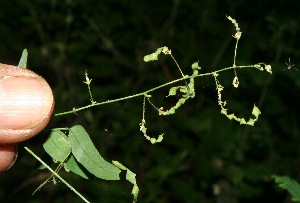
(54, 65), (262, 116)
(170, 54), (185, 77)
(24, 147), (90, 203)
(232, 37), (241, 80)
(169, 53), (190, 92)
(233, 39), (239, 68)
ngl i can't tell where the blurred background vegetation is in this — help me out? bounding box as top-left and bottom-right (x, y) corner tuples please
(1, 0), (300, 202)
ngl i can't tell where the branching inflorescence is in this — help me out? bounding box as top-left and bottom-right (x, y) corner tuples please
(25, 16), (272, 203)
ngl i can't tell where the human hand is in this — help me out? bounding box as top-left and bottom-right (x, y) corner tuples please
(0, 63), (54, 172)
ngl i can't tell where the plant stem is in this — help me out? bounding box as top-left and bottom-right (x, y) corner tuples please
(54, 65), (261, 116)
(24, 147), (90, 203)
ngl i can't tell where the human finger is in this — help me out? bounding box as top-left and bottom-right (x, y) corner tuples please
(0, 63), (55, 144)
(0, 144), (18, 172)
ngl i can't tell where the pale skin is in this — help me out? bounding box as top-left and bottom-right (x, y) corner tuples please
(0, 64), (54, 172)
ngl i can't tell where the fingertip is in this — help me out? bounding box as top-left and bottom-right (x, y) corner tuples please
(0, 64), (55, 144)
(0, 144), (18, 172)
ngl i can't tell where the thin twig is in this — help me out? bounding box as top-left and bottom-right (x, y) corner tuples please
(24, 147), (90, 203)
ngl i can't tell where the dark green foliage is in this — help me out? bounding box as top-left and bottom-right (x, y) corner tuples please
(68, 125), (120, 180)
(1, 0), (300, 202)
(273, 176), (300, 202)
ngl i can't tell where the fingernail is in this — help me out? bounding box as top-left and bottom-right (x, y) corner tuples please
(0, 76), (53, 129)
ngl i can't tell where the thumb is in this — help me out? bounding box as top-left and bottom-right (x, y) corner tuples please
(0, 63), (54, 172)
(0, 63), (54, 144)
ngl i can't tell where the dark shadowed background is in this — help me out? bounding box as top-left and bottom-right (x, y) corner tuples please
(1, 0), (300, 202)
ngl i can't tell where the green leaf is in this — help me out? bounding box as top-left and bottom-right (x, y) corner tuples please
(69, 125), (120, 180)
(18, 49), (28, 68)
(65, 155), (89, 179)
(43, 130), (71, 163)
(273, 175), (300, 202)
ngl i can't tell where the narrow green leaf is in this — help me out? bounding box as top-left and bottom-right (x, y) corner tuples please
(43, 130), (71, 163)
(69, 125), (120, 180)
(18, 49), (28, 68)
(65, 155), (89, 179)
(273, 175), (300, 202)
